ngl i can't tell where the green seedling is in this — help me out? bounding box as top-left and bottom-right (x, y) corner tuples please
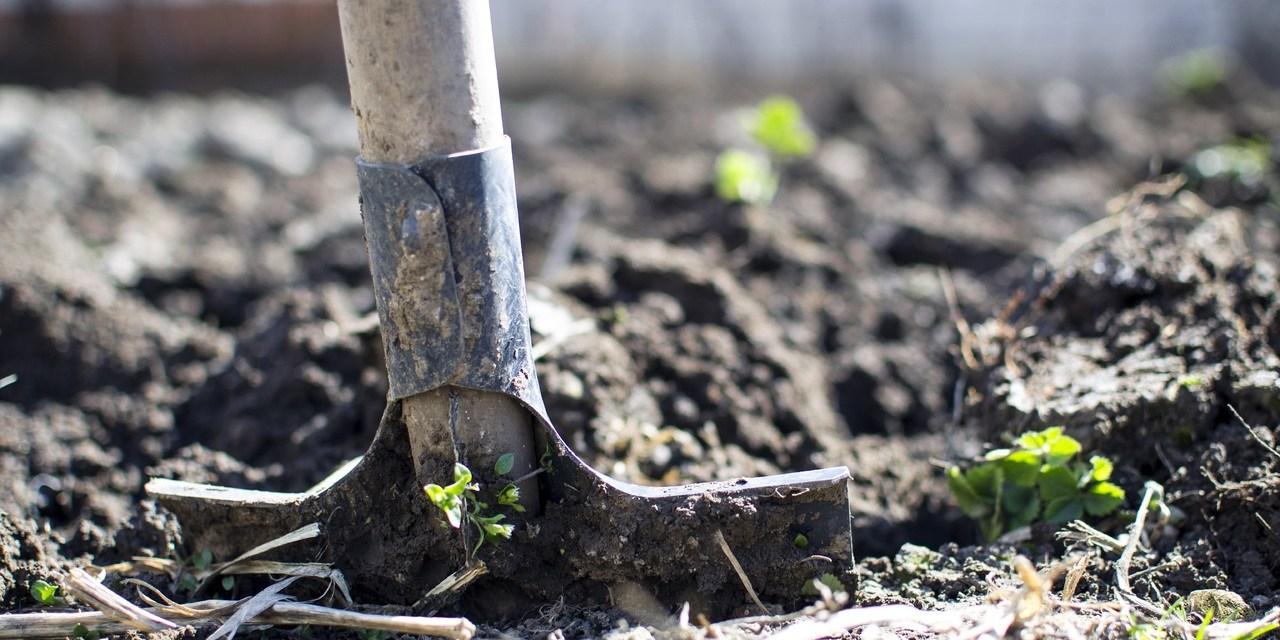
(221, 576), (236, 592)
(424, 461), (517, 554)
(715, 95), (816, 205)
(29, 579), (61, 606)
(714, 149), (777, 205)
(749, 95), (817, 158)
(793, 533), (809, 548)
(948, 427), (1126, 541)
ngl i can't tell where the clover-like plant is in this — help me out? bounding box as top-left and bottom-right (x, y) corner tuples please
(424, 459), (519, 554)
(947, 427), (1125, 541)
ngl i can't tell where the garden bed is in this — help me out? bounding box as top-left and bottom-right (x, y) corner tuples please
(1, 72), (1278, 637)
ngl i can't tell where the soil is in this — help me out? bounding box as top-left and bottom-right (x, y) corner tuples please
(1, 71), (1279, 636)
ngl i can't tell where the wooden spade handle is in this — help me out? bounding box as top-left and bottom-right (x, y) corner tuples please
(336, 0), (540, 513)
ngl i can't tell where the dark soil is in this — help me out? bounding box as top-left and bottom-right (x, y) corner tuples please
(1, 72), (1279, 632)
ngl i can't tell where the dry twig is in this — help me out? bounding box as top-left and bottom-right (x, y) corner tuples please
(0, 584), (475, 640)
(63, 568), (177, 634)
(1228, 404), (1280, 460)
(1116, 481), (1162, 595)
(713, 529), (768, 615)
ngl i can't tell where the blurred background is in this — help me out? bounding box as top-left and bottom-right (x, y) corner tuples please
(0, 0), (1277, 94)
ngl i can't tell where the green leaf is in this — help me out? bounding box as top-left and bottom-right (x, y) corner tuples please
(999, 450), (1042, 487)
(192, 548), (214, 572)
(221, 576), (235, 592)
(483, 521), (514, 541)
(1045, 433), (1082, 464)
(1042, 497), (1084, 524)
(1016, 427), (1059, 450)
(473, 512), (514, 542)
(30, 580), (58, 605)
(453, 463), (472, 486)
(947, 467), (990, 517)
(1009, 496), (1042, 530)
(1002, 485), (1041, 528)
(1082, 481), (1126, 516)
(424, 483), (448, 506)
(1089, 456), (1114, 482)
(793, 533), (809, 548)
(983, 448), (1013, 461)
(444, 463), (474, 496)
(425, 485), (464, 528)
(1037, 464), (1080, 501)
(444, 497), (463, 528)
(965, 464), (1000, 497)
(494, 453), (515, 476)
(715, 149), (777, 204)
(750, 96), (817, 158)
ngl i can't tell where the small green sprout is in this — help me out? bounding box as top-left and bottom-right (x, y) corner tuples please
(424, 461), (521, 554)
(749, 96), (817, 158)
(424, 463), (474, 529)
(714, 149), (777, 204)
(948, 427), (1126, 541)
(221, 576), (236, 592)
(30, 579), (61, 606)
(72, 623), (100, 640)
(793, 532), (809, 548)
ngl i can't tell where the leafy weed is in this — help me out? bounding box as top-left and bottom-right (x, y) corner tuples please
(948, 427), (1126, 541)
